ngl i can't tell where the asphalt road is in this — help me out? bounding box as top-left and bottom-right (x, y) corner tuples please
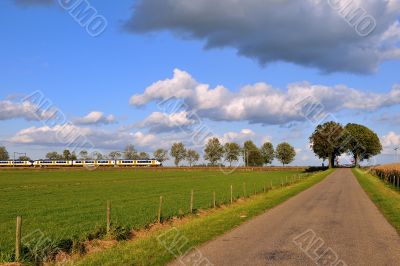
(171, 169), (400, 266)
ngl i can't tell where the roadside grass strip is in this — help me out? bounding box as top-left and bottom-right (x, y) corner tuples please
(353, 168), (400, 233)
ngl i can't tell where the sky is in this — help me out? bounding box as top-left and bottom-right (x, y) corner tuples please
(1, 0), (400, 166)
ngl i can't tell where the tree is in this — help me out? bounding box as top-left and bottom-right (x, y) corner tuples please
(260, 142), (274, 165)
(18, 155), (31, 161)
(309, 121), (345, 168)
(224, 142), (241, 167)
(125, 144), (138, 160)
(46, 151), (62, 160)
(275, 142), (296, 166)
(93, 152), (103, 160)
(153, 149), (169, 163)
(139, 152), (150, 160)
(0, 146), (9, 160)
(108, 151), (122, 160)
(79, 150), (89, 160)
(170, 142), (186, 166)
(243, 140), (263, 166)
(204, 138), (224, 166)
(344, 123), (382, 166)
(63, 149), (72, 160)
(71, 152), (77, 160)
(186, 149), (200, 167)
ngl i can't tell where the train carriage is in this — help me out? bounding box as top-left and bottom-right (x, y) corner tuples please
(2, 159), (162, 168)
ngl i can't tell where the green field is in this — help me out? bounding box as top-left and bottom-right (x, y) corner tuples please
(0, 168), (304, 262)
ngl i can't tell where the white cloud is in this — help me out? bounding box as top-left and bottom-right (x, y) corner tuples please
(10, 124), (159, 150)
(137, 111), (196, 133)
(74, 111), (116, 126)
(221, 129), (256, 144)
(131, 69), (400, 126)
(125, 0), (400, 73)
(0, 100), (56, 121)
(381, 131), (400, 154)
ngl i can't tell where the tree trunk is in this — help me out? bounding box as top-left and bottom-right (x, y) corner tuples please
(328, 155), (334, 168)
(354, 153), (359, 168)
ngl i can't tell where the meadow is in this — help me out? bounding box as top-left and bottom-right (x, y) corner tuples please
(0, 167), (304, 262)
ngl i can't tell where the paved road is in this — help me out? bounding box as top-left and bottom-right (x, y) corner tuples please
(171, 169), (400, 266)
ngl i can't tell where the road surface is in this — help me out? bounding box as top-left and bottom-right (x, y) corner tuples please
(171, 169), (400, 266)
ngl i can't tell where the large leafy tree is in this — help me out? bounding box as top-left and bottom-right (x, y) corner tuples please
(260, 142), (274, 165)
(204, 138), (224, 166)
(170, 142), (187, 166)
(224, 142), (241, 167)
(309, 121), (345, 168)
(243, 140), (263, 167)
(344, 123), (382, 166)
(275, 142), (296, 166)
(0, 146), (9, 160)
(153, 148), (169, 163)
(186, 149), (200, 167)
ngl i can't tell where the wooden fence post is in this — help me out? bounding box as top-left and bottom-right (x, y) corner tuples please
(15, 216), (22, 262)
(190, 189), (194, 213)
(158, 196), (163, 223)
(230, 185), (233, 204)
(243, 182), (247, 198)
(106, 201), (111, 234)
(213, 191), (216, 208)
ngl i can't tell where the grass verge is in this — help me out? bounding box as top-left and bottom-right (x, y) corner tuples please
(352, 168), (400, 233)
(69, 169), (334, 266)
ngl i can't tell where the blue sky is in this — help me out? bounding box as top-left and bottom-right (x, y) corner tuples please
(1, 0), (400, 165)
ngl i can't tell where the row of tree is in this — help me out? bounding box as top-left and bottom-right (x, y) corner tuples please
(0, 139), (297, 166)
(167, 138), (296, 167)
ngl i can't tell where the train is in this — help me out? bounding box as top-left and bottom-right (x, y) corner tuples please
(0, 159), (162, 168)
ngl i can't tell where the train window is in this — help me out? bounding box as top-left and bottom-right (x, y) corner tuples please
(75, 161), (82, 163)
(122, 161), (133, 163)
(0, 161), (9, 164)
(85, 161), (95, 163)
(56, 161), (66, 164)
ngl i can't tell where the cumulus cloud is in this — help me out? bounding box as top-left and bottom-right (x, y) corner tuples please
(131, 69), (400, 126)
(381, 131), (400, 152)
(74, 111), (116, 126)
(10, 124), (159, 150)
(0, 99), (56, 121)
(137, 111), (196, 133)
(124, 0), (400, 73)
(221, 129), (256, 144)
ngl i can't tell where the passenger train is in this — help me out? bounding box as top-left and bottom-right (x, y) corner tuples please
(0, 159), (162, 168)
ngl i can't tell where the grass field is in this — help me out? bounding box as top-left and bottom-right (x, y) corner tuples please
(353, 168), (400, 233)
(0, 168), (305, 262)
